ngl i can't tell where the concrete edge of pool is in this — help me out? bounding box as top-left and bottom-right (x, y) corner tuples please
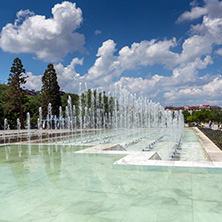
(74, 127), (222, 169)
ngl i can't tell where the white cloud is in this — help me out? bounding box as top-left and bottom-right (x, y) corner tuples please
(25, 72), (42, 90)
(54, 57), (84, 92)
(203, 75), (222, 94)
(163, 75), (222, 105)
(86, 40), (120, 85)
(179, 35), (212, 64)
(115, 75), (164, 99)
(177, 6), (207, 23)
(118, 38), (178, 69)
(85, 38), (179, 86)
(0, 1), (85, 62)
(216, 48), (222, 55)
(24, 58), (84, 92)
(7, 0), (222, 107)
(177, 0), (222, 23)
(172, 56), (213, 81)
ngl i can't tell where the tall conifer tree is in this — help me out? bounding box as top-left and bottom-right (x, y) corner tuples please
(5, 57), (27, 129)
(41, 64), (61, 117)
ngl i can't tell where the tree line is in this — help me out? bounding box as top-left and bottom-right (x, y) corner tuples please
(183, 108), (222, 124)
(0, 57), (113, 129)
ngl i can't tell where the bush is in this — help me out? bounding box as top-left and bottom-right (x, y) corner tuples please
(198, 127), (222, 150)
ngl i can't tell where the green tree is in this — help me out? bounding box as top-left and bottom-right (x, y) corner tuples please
(41, 64), (61, 117)
(194, 109), (213, 122)
(182, 111), (191, 123)
(61, 93), (79, 116)
(0, 84), (7, 129)
(23, 94), (42, 127)
(5, 58), (27, 128)
(211, 108), (222, 123)
(187, 115), (198, 123)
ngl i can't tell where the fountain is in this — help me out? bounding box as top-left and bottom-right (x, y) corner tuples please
(0, 87), (219, 222)
(0, 84), (185, 161)
(25, 85), (183, 160)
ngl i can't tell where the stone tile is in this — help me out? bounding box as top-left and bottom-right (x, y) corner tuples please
(193, 200), (222, 214)
(193, 212), (222, 222)
(155, 160), (174, 166)
(121, 206), (159, 222)
(54, 212), (91, 222)
(212, 162), (222, 168)
(87, 216), (120, 222)
(174, 161), (193, 167)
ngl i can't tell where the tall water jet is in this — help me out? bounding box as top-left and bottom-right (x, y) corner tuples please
(59, 106), (66, 144)
(38, 107), (43, 143)
(17, 118), (21, 143)
(47, 103), (52, 142)
(54, 115), (57, 143)
(3, 118), (8, 144)
(27, 112), (31, 143)
(2, 81), (184, 161)
(79, 83), (83, 142)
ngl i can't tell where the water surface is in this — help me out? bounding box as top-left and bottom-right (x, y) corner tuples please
(0, 144), (222, 221)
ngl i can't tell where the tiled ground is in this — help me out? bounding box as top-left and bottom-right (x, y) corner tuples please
(1, 144), (222, 221)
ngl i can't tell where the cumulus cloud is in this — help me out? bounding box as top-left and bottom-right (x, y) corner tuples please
(25, 72), (42, 90)
(118, 38), (178, 69)
(163, 75), (222, 105)
(172, 56), (213, 82)
(175, 0), (222, 66)
(177, 6), (207, 23)
(24, 58), (85, 92)
(82, 0), (222, 106)
(114, 75), (164, 99)
(86, 40), (120, 86)
(54, 57), (85, 92)
(177, 0), (222, 23)
(215, 48), (222, 55)
(85, 38), (179, 86)
(0, 1), (85, 62)
(7, 0), (222, 106)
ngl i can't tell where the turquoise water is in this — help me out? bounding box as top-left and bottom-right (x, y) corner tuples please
(126, 128), (208, 161)
(179, 128), (209, 161)
(1, 144), (222, 221)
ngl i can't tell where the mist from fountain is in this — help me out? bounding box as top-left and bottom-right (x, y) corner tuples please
(3, 83), (184, 160)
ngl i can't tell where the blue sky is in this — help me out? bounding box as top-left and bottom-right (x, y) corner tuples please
(0, 0), (222, 106)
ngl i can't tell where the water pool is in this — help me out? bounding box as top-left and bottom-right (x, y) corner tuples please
(1, 144), (222, 222)
(126, 128), (208, 162)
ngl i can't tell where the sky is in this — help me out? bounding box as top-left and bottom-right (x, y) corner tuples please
(0, 0), (222, 106)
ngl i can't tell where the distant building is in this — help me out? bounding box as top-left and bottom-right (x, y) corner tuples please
(210, 106), (222, 110)
(24, 89), (40, 96)
(23, 89), (66, 96)
(164, 106), (184, 111)
(186, 106), (200, 114)
(165, 104), (222, 114)
(200, 104), (210, 110)
(59, 91), (65, 96)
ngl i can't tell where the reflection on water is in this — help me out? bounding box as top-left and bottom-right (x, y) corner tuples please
(0, 145), (90, 189)
(1, 145), (222, 221)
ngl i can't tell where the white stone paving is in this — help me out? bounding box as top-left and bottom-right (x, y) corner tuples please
(73, 127), (222, 169)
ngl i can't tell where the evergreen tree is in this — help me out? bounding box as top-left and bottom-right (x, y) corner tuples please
(0, 84), (7, 129)
(5, 58), (27, 129)
(41, 64), (61, 117)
